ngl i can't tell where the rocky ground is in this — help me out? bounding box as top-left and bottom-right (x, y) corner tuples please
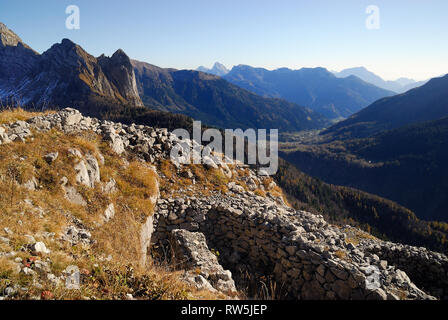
(0, 108), (447, 300)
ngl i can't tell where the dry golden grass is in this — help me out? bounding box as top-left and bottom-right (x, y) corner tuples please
(254, 189), (266, 197)
(0, 257), (17, 278)
(345, 237), (360, 246)
(334, 250), (347, 260)
(0, 109), (228, 300)
(114, 162), (158, 220)
(49, 252), (74, 274)
(0, 107), (54, 125)
(160, 159), (176, 180)
(342, 227), (378, 246)
(159, 160), (234, 198)
(93, 209), (142, 265)
(3, 259), (220, 300)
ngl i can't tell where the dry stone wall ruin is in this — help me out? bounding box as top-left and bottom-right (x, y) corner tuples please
(2, 108), (448, 300)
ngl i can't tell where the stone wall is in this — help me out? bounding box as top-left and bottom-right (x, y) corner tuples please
(152, 191), (436, 300)
(363, 241), (448, 299)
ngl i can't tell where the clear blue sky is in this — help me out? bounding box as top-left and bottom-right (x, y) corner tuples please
(1, 0), (447, 81)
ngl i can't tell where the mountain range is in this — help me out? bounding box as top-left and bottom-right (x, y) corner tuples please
(282, 73), (448, 221)
(222, 65), (395, 119)
(196, 62), (229, 76)
(333, 67), (428, 93)
(324, 74), (448, 139)
(132, 60), (328, 130)
(5, 22), (426, 133)
(0, 23), (328, 132)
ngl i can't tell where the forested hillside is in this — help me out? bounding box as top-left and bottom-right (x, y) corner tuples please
(281, 117), (448, 222)
(275, 159), (448, 254)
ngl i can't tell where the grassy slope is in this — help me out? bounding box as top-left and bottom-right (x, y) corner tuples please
(0, 109), (220, 300)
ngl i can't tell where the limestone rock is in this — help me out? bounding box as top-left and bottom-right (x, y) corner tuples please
(61, 108), (82, 126)
(74, 160), (90, 187)
(30, 242), (50, 255)
(63, 186), (87, 206)
(103, 203), (115, 223)
(171, 229), (237, 295)
(74, 155), (100, 188)
(22, 177), (38, 191)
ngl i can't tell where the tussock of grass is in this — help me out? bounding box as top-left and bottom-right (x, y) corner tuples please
(159, 160), (236, 198)
(254, 189), (266, 197)
(0, 257), (16, 279)
(334, 250), (347, 260)
(35, 263), (218, 300)
(93, 209), (142, 264)
(115, 162), (158, 217)
(160, 159), (176, 180)
(0, 107), (54, 125)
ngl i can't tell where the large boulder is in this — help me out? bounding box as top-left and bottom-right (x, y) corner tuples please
(60, 108), (82, 126)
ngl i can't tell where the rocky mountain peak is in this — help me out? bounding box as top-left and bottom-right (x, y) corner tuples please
(0, 25), (143, 109)
(0, 23), (39, 81)
(0, 22), (32, 49)
(98, 49), (143, 107)
(60, 38), (78, 49)
(107, 49), (135, 73)
(211, 62), (229, 75)
(43, 38), (91, 63)
(111, 49), (129, 61)
(196, 61), (229, 76)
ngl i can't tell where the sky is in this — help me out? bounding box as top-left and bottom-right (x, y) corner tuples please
(1, 0), (447, 81)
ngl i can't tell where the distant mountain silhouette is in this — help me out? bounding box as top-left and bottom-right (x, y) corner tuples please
(196, 62), (229, 76)
(223, 65), (394, 119)
(324, 74), (448, 139)
(333, 67), (428, 93)
(133, 60), (329, 131)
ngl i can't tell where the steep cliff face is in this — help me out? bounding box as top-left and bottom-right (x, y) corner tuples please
(98, 50), (142, 107)
(0, 23), (143, 110)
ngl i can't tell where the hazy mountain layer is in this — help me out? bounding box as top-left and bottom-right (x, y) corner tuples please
(324, 74), (448, 139)
(223, 65), (395, 119)
(333, 67), (428, 93)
